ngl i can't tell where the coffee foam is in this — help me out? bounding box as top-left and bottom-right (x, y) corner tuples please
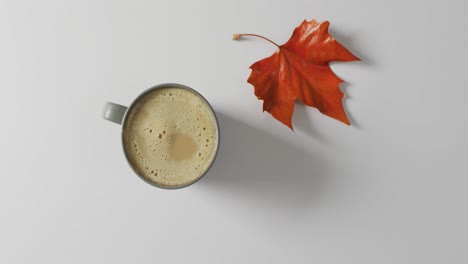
(122, 87), (218, 187)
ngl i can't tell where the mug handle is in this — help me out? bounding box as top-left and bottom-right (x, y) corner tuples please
(103, 102), (128, 125)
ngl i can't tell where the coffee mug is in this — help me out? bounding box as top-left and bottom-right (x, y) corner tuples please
(103, 83), (220, 189)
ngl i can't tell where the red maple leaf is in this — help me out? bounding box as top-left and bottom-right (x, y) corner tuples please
(234, 19), (359, 129)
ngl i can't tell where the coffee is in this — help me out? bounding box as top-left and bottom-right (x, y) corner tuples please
(122, 87), (218, 188)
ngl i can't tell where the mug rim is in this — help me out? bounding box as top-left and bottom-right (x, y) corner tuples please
(120, 83), (220, 190)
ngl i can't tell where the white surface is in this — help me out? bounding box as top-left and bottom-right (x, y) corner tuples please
(1, 0), (467, 263)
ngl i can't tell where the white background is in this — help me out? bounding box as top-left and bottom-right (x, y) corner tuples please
(1, 0), (467, 263)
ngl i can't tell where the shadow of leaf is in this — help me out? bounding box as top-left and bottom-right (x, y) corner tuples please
(329, 27), (374, 67)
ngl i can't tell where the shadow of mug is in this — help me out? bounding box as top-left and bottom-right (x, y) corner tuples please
(198, 112), (330, 211)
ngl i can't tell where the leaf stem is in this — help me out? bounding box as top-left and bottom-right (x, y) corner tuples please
(233, 33), (280, 48)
